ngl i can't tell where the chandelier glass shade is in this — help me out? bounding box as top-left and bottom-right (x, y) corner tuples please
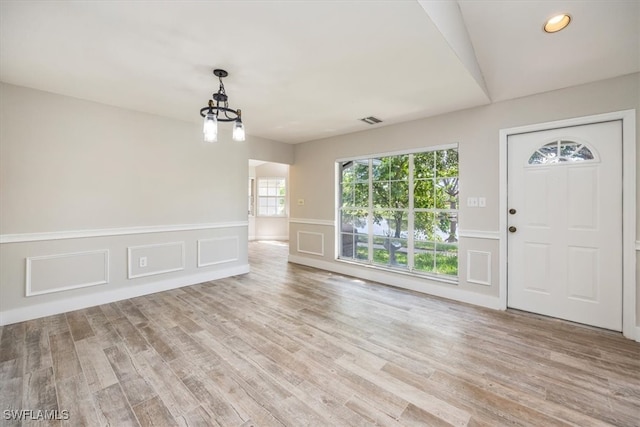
(199, 69), (245, 142)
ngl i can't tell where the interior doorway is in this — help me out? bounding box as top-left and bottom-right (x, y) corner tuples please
(248, 159), (290, 242)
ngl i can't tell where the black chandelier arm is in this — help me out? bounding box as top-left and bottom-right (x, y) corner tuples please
(199, 105), (240, 122)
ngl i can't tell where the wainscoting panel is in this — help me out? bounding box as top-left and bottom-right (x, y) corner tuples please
(128, 241), (185, 279)
(26, 250), (109, 296)
(297, 231), (325, 256)
(198, 236), (239, 267)
(467, 250), (492, 286)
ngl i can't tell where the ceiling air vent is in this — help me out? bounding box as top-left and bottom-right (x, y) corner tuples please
(360, 116), (382, 125)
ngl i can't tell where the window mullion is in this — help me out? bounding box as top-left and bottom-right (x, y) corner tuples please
(368, 158), (373, 263)
(408, 154), (415, 271)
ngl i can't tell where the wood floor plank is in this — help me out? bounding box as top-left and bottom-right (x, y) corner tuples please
(56, 374), (98, 426)
(22, 367), (58, 414)
(48, 331), (83, 381)
(0, 322), (24, 363)
(65, 310), (95, 342)
(132, 396), (178, 427)
(103, 344), (156, 407)
(133, 348), (200, 417)
(116, 299), (150, 327)
(75, 336), (118, 393)
(93, 383), (139, 427)
(24, 320), (52, 372)
(111, 316), (151, 354)
(0, 377), (23, 427)
(136, 322), (180, 362)
(178, 405), (223, 427)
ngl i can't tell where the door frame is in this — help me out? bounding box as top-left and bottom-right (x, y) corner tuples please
(499, 109), (637, 340)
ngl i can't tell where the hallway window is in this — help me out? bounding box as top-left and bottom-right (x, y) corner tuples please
(338, 147), (458, 278)
(258, 177), (286, 216)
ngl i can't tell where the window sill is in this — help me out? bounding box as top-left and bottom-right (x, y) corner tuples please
(335, 257), (458, 286)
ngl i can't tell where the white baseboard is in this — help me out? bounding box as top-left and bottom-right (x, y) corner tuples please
(252, 235), (289, 241)
(635, 326), (640, 342)
(0, 264), (249, 326)
(288, 255), (501, 310)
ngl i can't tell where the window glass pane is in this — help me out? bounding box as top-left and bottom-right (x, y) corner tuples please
(414, 212), (436, 242)
(574, 146), (595, 161)
(560, 141), (580, 157)
(340, 233), (356, 258)
(528, 151), (545, 165)
(414, 179), (434, 209)
(414, 152), (435, 179)
(372, 158), (387, 180)
(436, 149), (458, 177)
(373, 182), (389, 208)
(373, 236), (389, 265)
(372, 211), (391, 237)
(435, 242), (458, 276)
(341, 162), (354, 184)
(435, 212), (458, 243)
(355, 241), (368, 260)
(341, 184), (354, 207)
(389, 155), (409, 181)
(390, 181), (409, 209)
(341, 209), (368, 231)
(354, 161), (369, 181)
(435, 178), (458, 209)
(414, 241), (435, 273)
(539, 142), (558, 159)
(354, 182), (369, 207)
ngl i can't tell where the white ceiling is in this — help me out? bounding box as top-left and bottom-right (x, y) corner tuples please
(1, 1), (638, 144)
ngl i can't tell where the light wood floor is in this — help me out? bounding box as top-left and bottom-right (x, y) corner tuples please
(1, 241), (639, 426)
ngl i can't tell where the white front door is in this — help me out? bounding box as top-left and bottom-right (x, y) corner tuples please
(507, 120), (623, 331)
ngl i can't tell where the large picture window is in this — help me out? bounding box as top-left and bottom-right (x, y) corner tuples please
(338, 147), (459, 278)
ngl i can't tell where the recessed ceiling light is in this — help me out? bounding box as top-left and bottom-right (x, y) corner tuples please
(544, 14), (571, 33)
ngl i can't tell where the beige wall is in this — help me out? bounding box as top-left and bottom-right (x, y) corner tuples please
(289, 73), (640, 331)
(0, 83), (291, 324)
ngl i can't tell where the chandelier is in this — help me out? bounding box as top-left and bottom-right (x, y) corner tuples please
(199, 69), (245, 142)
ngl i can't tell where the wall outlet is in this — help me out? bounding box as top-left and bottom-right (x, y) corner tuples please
(139, 256), (147, 268)
(467, 197), (478, 207)
(478, 197), (486, 208)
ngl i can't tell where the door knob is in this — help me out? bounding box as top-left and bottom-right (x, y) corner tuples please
(508, 226), (517, 233)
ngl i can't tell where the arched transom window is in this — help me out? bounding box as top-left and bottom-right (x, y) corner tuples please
(528, 139), (597, 165)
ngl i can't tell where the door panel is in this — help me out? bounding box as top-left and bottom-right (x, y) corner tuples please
(507, 121), (622, 331)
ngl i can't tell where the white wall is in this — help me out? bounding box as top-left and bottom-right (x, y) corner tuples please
(0, 82), (293, 325)
(289, 73), (639, 332)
